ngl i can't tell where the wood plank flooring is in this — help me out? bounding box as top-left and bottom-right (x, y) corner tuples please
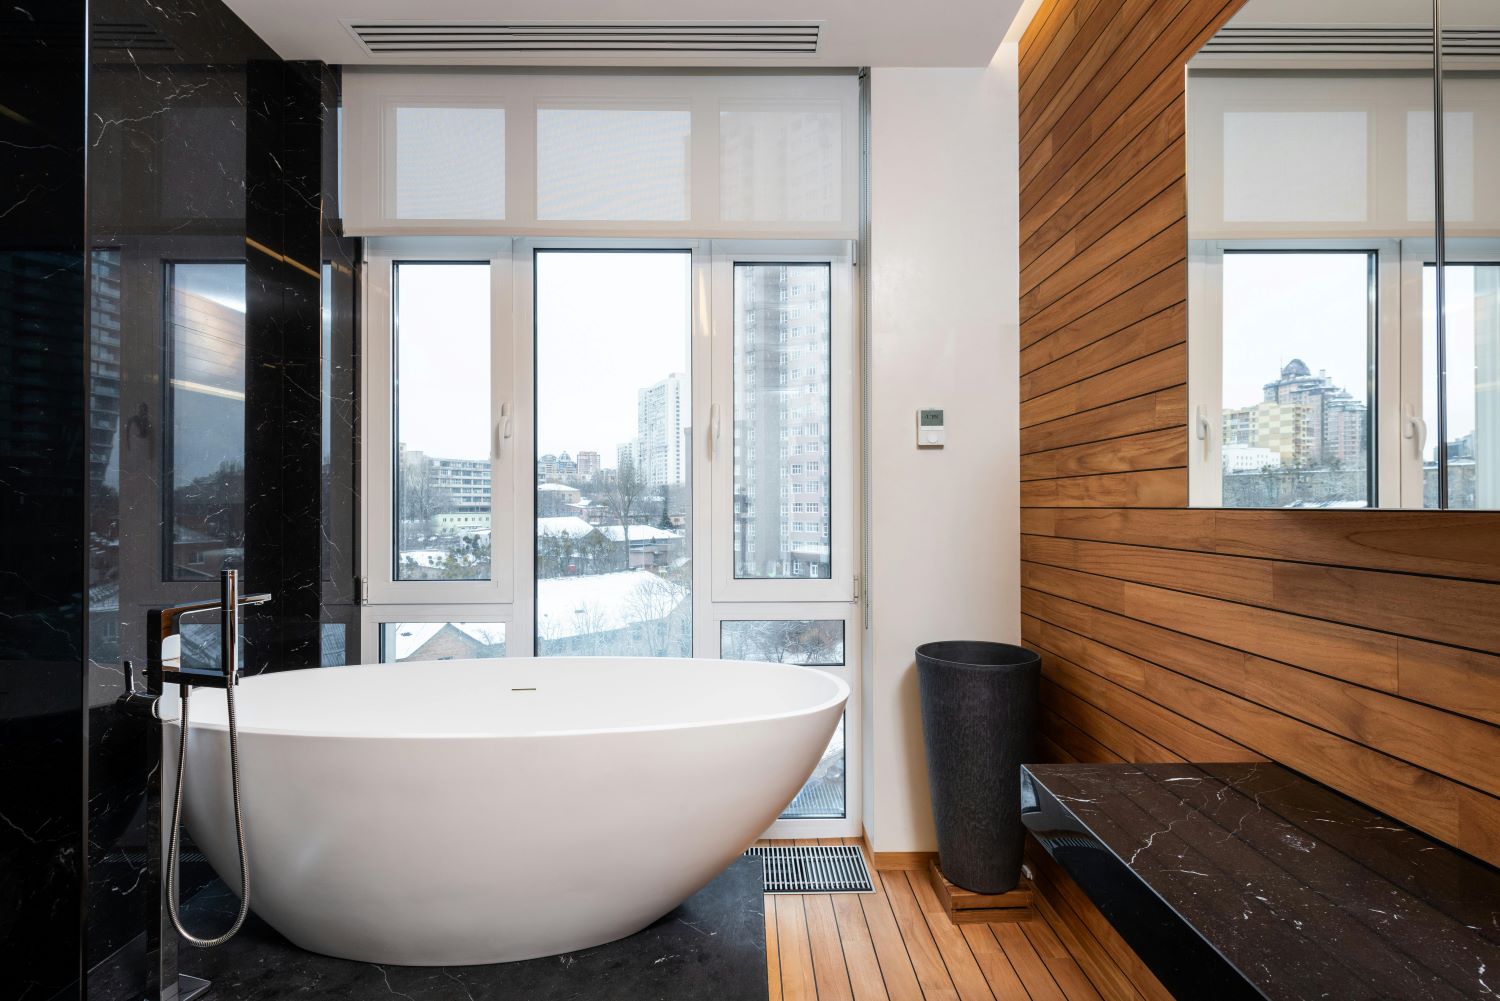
(761, 840), (1153, 1001)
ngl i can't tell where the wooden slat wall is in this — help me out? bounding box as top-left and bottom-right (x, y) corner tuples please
(1017, 0), (1500, 866)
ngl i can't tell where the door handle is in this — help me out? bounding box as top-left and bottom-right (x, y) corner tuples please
(496, 402), (513, 458)
(1402, 404), (1427, 456)
(1194, 404), (1213, 458)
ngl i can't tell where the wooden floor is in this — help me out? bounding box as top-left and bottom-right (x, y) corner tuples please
(761, 839), (1160, 1001)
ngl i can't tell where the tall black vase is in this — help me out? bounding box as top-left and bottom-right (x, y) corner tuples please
(916, 640), (1041, 894)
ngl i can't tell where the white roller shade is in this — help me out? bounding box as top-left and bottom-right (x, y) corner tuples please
(343, 71), (858, 237)
(536, 104), (691, 221)
(1188, 70), (1500, 240)
(393, 105), (506, 220)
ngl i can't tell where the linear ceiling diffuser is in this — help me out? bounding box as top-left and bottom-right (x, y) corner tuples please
(344, 21), (820, 58)
(1200, 25), (1500, 58)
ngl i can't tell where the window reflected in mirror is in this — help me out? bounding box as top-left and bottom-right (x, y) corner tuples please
(1186, 0), (1497, 509)
(165, 261), (246, 578)
(1217, 252), (1373, 508)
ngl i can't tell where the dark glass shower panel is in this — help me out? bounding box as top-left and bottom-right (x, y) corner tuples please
(83, 0), (275, 987)
(0, 4), (89, 999)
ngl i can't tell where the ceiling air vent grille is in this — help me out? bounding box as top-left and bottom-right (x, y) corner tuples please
(93, 20), (175, 51)
(1201, 25), (1500, 58)
(345, 21), (821, 58)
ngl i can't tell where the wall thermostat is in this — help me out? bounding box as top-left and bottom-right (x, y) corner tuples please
(917, 408), (946, 447)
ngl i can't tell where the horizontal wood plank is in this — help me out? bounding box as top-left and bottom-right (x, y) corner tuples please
(1021, 429), (1186, 481)
(1021, 386), (1185, 455)
(1021, 302), (1184, 393)
(1020, 263), (1186, 371)
(1021, 468), (1187, 507)
(1021, 345), (1186, 427)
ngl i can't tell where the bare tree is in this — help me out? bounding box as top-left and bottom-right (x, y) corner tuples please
(622, 573), (690, 657)
(398, 452), (448, 550)
(602, 455), (645, 570)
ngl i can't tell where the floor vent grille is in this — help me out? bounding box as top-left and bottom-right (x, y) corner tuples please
(745, 845), (874, 894)
(344, 20), (820, 58)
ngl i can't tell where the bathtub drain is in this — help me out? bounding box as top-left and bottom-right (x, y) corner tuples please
(744, 845), (874, 894)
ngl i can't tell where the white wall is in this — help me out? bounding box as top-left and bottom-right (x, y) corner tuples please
(862, 54), (1021, 853)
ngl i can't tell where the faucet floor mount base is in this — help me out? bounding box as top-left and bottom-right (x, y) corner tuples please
(143, 973), (212, 1001)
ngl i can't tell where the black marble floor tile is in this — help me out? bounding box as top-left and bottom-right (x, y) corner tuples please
(95, 857), (768, 1001)
(1023, 762), (1500, 1001)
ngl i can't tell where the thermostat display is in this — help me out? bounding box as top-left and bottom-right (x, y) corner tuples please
(917, 408), (946, 447)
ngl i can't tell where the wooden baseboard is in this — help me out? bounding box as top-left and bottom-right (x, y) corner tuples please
(926, 860), (1037, 923)
(859, 831), (939, 871)
(869, 849), (938, 871)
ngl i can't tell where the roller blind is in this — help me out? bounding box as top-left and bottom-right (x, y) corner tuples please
(343, 71), (859, 237)
(1188, 71), (1496, 239)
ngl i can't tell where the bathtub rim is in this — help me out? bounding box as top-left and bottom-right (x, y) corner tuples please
(168, 656), (850, 742)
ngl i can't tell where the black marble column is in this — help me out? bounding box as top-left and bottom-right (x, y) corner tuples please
(0, 4), (89, 1000)
(243, 60), (344, 675)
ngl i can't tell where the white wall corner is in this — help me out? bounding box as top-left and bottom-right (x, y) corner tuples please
(862, 52), (1022, 853)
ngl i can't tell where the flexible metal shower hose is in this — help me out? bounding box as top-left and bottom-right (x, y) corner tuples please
(165, 681), (251, 947)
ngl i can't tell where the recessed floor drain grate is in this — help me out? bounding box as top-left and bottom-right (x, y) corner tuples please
(744, 845), (874, 894)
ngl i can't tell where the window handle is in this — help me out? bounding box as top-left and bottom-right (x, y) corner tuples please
(497, 402), (513, 457)
(1402, 404), (1426, 456)
(1194, 404), (1212, 456)
(710, 403), (722, 460)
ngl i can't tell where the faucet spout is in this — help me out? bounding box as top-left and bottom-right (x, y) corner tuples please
(148, 570), (272, 689)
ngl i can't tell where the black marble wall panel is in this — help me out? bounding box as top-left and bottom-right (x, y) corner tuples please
(0, 8), (89, 999)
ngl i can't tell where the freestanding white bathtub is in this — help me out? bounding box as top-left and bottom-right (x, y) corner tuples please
(171, 657), (847, 966)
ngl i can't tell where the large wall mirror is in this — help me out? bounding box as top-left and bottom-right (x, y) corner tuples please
(1187, 0), (1499, 509)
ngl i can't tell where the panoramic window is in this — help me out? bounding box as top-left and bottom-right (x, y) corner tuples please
(1217, 251), (1373, 508)
(534, 250), (692, 657)
(164, 261), (246, 580)
(732, 263), (833, 578)
(393, 262), (492, 581)
(363, 239), (858, 832)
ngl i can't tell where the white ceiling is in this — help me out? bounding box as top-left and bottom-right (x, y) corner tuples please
(219, 0), (1025, 67)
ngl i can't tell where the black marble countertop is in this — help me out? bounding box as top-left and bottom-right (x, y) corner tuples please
(1022, 762), (1500, 1001)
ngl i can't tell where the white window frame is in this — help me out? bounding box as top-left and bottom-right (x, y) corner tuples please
(362, 238), (518, 605)
(709, 241), (856, 603)
(1398, 237), (1500, 507)
(361, 604), (514, 665)
(1188, 238), (1403, 508)
(513, 237), (708, 660)
(710, 601), (862, 838)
